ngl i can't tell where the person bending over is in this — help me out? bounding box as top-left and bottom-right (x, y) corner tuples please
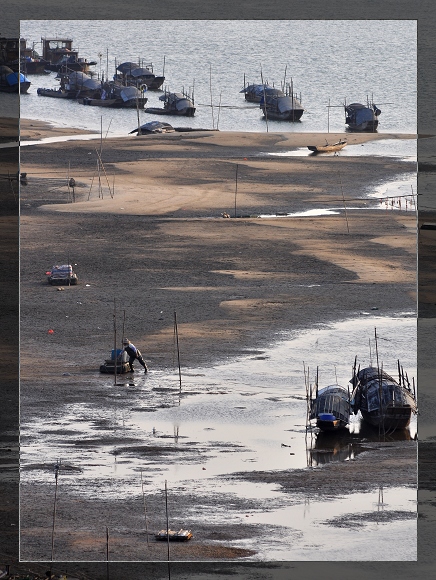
(122, 338), (148, 373)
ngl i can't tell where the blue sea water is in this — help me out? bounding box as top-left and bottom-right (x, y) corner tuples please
(20, 20), (417, 136)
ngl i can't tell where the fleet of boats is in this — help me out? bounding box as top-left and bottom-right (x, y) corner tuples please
(1, 35), (386, 130)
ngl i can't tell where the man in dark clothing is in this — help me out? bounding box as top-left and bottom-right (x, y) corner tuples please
(122, 338), (148, 373)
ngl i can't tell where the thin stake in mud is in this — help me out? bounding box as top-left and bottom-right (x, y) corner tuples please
(140, 469), (149, 547)
(113, 298), (117, 385)
(234, 163), (239, 218)
(50, 460), (61, 571)
(260, 64), (269, 132)
(165, 480), (171, 579)
(173, 312), (182, 393)
(106, 526), (109, 580)
(209, 64), (215, 130)
(338, 169), (350, 234)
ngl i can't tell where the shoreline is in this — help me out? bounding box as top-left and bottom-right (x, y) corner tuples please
(20, 117), (416, 143)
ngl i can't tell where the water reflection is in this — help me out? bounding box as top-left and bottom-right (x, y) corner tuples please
(306, 417), (416, 467)
(307, 430), (359, 466)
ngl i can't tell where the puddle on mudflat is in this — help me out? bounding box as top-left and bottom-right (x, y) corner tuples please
(238, 486), (416, 560)
(21, 314), (417, 560)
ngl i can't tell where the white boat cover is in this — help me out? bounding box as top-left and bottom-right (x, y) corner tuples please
(120, 86), (143, 101)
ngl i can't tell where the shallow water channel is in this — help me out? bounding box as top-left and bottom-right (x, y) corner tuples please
(21, 314), (417, 561)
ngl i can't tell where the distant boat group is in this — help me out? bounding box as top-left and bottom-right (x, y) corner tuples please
(1, 35), (383, 131)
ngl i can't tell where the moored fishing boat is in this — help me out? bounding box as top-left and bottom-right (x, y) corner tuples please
(350, 364), (417, 431)
(115, 61), (165, 90)
(79, 83), (147, 108)
(58, 70), (101, 98)
(307, 139), (347, 153)
(41, 37), (96, 73)
(345, 101), (381, 131)
(309, 384), (351, 431)
(145, 89), (195, 116)
(19, 38), (50, 74)
(37, 87), (76, 98)
(240, 83), (275, 103)
(0, 65), (30, 93)
(260, 84), (304, 121)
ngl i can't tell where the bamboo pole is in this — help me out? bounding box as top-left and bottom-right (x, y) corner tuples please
(260, 65), (268, 132)
(94, 148), (113, 198)
(113, 299), (117, 385)
(50, 460), (60, 568)
(234, 163), (239, 218)
(165, 480), (171, 580)
(209, 64), (215, 130)
(338, 169), (350, 234)
(106, 527), (109, 580)
(174, 312), (182, 393)
(141, 470), (149, 546)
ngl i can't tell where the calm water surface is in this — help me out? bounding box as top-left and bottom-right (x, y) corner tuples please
(20, 20), (417, 136)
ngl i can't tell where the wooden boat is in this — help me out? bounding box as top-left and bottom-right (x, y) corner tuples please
(37, 87), (77, 98)
(100, 349), (131, 374)
(41, 37), (96, 73)
(47, 264), (78, 285)
(240, 83), (275, 103)
(345, 101), (381, 132)
(309, 384), (351, 431)
(0, 37), (20, 67)
(115, 61), (165, 90)
(79, 84), (147, 108)
(260, 84), (304, 121)
(19, 38), (50, 74)
(145, 89), (195, 116)
(308, 139), (347, 153)
(155, 529), (193, 542)
(130, 121), (175, 135)
(0, 65), (31, 93)
(350, 364), (417, 431)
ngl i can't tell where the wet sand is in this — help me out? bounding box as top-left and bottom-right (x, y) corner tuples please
(16, 120), (417, 565)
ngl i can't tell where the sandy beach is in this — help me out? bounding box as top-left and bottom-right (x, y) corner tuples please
(15, 120), (418, 572)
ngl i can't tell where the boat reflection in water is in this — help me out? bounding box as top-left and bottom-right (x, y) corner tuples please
(307, 419), (415, 467)
(307, 430), (358, 467)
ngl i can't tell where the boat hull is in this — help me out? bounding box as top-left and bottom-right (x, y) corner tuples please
(145, 106), (196, 117)
(0, 80), (30, 93)
(308, 140), (347, 153)
(21, 60), (50, 75)
(262, 107), (304, 121)
(360, 407), (413, 430)
(100, 361), (131, 374)
(37, 88), (77, 98)
(79, 97), (147, 108)
(316, 418), (348, 431)
(346, 120), (379, 132)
